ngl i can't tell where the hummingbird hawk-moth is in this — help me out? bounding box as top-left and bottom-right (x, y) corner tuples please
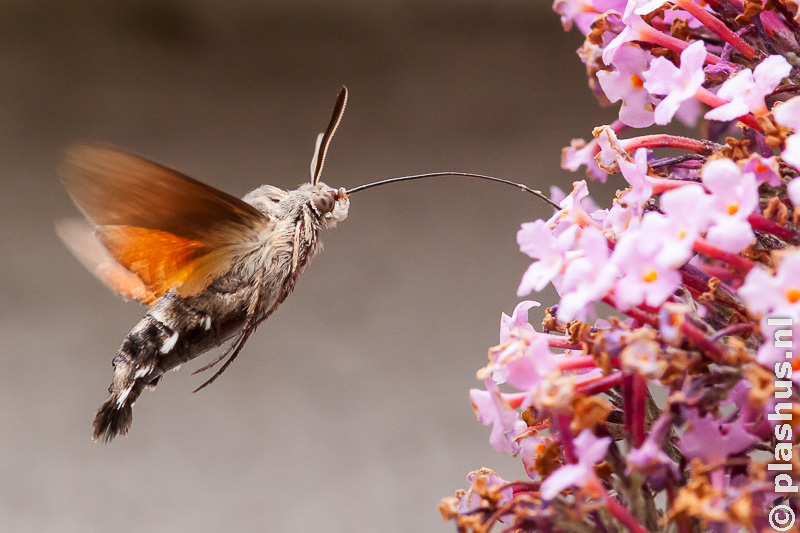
(59, 87), (555, 442)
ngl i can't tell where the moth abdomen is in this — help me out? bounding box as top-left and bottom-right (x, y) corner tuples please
(92, 288), (248, 441)
(92, 315), (172, 441)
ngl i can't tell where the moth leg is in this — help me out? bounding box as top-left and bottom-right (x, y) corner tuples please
(192, 287), (266, 393)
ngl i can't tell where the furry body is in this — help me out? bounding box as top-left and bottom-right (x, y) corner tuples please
(93, 183), (349, 441)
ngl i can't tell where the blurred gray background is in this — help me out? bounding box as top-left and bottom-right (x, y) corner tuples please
(0, 1), (611, 531)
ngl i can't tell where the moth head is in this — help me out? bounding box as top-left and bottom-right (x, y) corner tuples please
(310, 183), (349, 226)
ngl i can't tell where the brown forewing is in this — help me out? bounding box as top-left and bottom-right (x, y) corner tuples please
(60, 145), (270, 300)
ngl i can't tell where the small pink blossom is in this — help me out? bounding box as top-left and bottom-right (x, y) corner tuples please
(739, 251), (800, 320)
(659, 184), (713, 259)
(547, 180), (599, 231)
(701, 158), (758, 253)
(787, 178), (800, 206)
(617, 148), (653, 208)
(457, 469), (513, 514)
(627, 438), (677, 481)
(680, 410), (760, 464)
(470, 380), (523, 455)
(500, 300), (539, 342)
(603, 13), (655, 65)
(754, 317), (800, 387)
(488, 336), (558, 391)
(553, 0), (626, 34)
(705, 55), (791, 121)
(594, 125), (626, 173)
(597, 44), (656, 127)
(774, 96), (800, 170)
(642, 40), (707, 125)
(626, 0), (667, 16)
(562, 138), (609, 182)
(517, 221), (578, 296)
(540, 430), (611, 500)
(611, 224), (683, 309)
(742, 154), (781, 187)
(558, 226), (619, 321)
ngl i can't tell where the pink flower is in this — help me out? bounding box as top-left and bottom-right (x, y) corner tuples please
(500, 300), (539, 342)
(642, 40), (707, 125)
(742, 154), (781, 187)
(611, 224), (683, 309)
(558, 227), (619, 321)
(626, 0), (668, 16)
(787, 178), (800, 206)
(603, 13), (655, 65)
(774, 96), (800, 170)
(517, 221), (578, 296)
(597, 44), (656, 127)
(470, 380), (524, 455)
(680, 410), (760, 464)
(739, 251), (800, 320)
(457, 469), (513, 514)
(594, 125), (626, 173)
(627, 438), (677, 482)
(488, 335), (558, 391)
(701, 158), (758, 253)
(659, 184), (712, 260)
(562, 138), (609, 182)
(754, 317), (800, 387)
(617, 148), (653, 208)
(540, 430), (611, 500)
(705, 56), (791, 121)
(553, 0), (626, 34)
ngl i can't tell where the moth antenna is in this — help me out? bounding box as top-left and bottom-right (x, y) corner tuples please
(310, 86), (348, 185)
(345, 172), (560, 209)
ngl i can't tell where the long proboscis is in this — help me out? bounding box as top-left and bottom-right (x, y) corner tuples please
(345, 172), (560, 209)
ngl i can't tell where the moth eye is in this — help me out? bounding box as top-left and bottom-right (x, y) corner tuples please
(312, 192), (335, 214)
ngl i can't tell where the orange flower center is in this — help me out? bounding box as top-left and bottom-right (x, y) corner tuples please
(630, 75), (644, 89)
(793, 358), (800, 372)
(787, 288), (800, 303)
(728, 203), (739, 216)
(643, 269), (658, 283)
(756, 163), (768, 173)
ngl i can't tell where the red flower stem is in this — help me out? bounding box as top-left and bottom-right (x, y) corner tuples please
(540, 334), (582, 350)
(697, 262), (739, 280)
(680, 320), (725, 361)
(556, 414), (577, 463)
(620, 134), (716, 154)
(603, 297), (659, 326)
(709, 321), (754, 342)
(638, 22), (721, 64)
(693, 87), (763, 131)
(631, 374), (647, 447)
(622, 374), (635, 444)
(558, 355), (598, 371)
(576, 371), (624, 395)
(692, 237), (756, 272)
(673, 0), (756, 59)
(748, 212), (800, 244)
(502, 481), (541, 495)
(604, 490), (651, 533)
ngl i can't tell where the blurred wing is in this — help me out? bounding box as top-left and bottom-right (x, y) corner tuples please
(61, 145), (270, 300)
(56, 219), (158, 305)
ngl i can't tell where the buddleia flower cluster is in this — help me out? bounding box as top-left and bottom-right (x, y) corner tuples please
(440, 1), (800, 531)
